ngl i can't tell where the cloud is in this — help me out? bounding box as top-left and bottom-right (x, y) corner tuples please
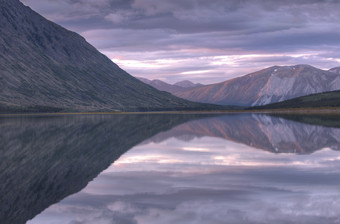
(104, 11), (133, 24)
(21, 0), (340, 83)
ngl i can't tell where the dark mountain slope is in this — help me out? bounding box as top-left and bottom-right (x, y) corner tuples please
(250, 90), (340, 110)
(0, 0), (216, 112)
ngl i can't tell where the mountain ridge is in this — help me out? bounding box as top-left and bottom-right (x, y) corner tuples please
(137, 77), (185, 93)
(329, 66), (340, 74)
(174, 80), (203, 88)
(137, 77), (203, 93)
(172, 64), (340, 106)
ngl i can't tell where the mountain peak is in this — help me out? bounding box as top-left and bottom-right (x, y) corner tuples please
(174, 80), (203, 88)
(138, 78), (203, 93)
(267, 64), (315, 71)
(174, 64), (340, 106)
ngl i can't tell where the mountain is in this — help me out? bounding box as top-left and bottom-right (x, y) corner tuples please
(0, 0), (216, 112)
(137, 77), (185, 93)
(329, 67), (340, 74)
(174, 65), (340, 106)
(137, 77), (203, 94)
(250, 90), (340, 110)
(136, 77), (152, 85)
(174, 80), (203, 88)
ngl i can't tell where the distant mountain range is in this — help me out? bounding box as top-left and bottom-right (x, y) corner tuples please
(137, 77), (203, 93)
(177, 65), (340, 106)
(139, 65), (340, 107)
(0, 0), (219, 112)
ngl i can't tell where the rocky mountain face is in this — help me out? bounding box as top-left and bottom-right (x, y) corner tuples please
(144, 114), (340, 154)
(173, 65), (340, 106)
(137, 77), (203, 94)
(329, 67), (340, 74)
(0, 0), (213, 112)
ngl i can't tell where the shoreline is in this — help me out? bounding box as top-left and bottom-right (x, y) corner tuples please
(2, 107), (340, 117)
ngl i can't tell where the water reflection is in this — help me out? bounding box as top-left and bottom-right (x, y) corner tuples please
(2, 113), (340, 223)
(34, 142), (340, 224)
(145, 114), (340, 154)
(0, 114), (204, 224)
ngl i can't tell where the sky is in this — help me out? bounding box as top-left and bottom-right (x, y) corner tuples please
(21, 0), (340, 84)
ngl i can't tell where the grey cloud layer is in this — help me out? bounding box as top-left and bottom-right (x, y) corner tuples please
(22, 0), (340, 32)
(21, 0), (340, 82)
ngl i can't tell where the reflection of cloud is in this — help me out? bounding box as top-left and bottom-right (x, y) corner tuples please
(30, 130), (340, 224)
(182, 147), (210, 152)
(30, 168), (340, 224)
(107, 201), (138, 214)
(114, 154), (184, 165)
(213, 155), (280, 166)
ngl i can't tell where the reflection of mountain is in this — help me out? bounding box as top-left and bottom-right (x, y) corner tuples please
(0, 114), (208, 224)
(3, 113), (340, 223)
(145, 114), (340, 154)
(271, 113), (340, 129)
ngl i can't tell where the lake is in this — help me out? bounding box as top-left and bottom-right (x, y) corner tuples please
(2, 113), (340, 224)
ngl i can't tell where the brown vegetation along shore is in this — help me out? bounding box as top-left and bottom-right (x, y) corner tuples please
(2, 107), (340, 117)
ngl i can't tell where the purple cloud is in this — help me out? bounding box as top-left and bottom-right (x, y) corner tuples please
(21, 0), (340, 83)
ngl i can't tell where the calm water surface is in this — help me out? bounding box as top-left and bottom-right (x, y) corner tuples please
(2, 113), (340, 224)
